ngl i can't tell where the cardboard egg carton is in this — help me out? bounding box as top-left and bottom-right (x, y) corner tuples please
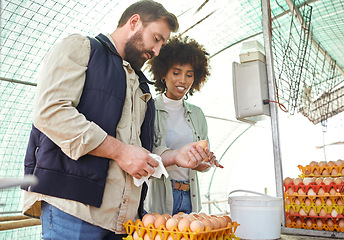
(286, 214), (344, 232)
(123, 219), (240, 240)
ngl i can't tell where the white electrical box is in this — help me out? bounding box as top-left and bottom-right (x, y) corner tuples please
(232, 60), (270, 122)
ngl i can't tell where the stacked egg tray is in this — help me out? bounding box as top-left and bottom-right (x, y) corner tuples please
(123, 219), (240, 240)
(284, 182), (344, 232)
(298, 164), (344, 178)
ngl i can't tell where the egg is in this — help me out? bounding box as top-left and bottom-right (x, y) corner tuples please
(331, 209), (338, 217)
(217, 216), (227, 228)
(201, 218), (213, 230)
(309, 208), (317, 217)
(190, 220), (205, 232)
(166, 218), (179, 230)
(299, 208), (307, 216)
(154, 215), (167, 229)
(326, 219), (334, 228)
(286, 216), (292, 225)
(283, 177), (293, 185)
(297, 188), (306, 195)
(305, 198), (311, 206)
(154, 233), (164, 240)
(197, 216), (205, 221)
(303, 178), (315, 185)
(293, 178), (303, 185)
(295, 218), (302, 227)
(334, 177), (343, 185)
(196, 140), (209, 162)
(338, 219), (344, 228)
(289, 207), (295, 215)
(186, 215), (196, 222)
(210, 217), (220, 229)
(337, 198), (343, 206)
(318, 187), (326, 195)
(329, 187), (337, 195)
(133, 231), (140, 240)
(316, 219), (323, 228)
(295, 197), (301, 205)
(177, 218), (191, 232)
(142, 214), (156, 227)
(327, 161), (335, 167)
(309, 161), (317, 167)
(318, 161), (327, 167)
(319, 208), (327, 217)
(315, 177), (323, 185)
(322, 169), (329, 176)
(325, 198), (333, 206)
(315, 198), (322, 206)
(331, 168), (338, 176)
(307, 188), (316, 196)
(287, 187), (294, 195)
(198, 212), (208, 218)
(223, 215), (232, 224)
(306, 218), (312, 228)
(313, 169), (320, 175)
(335, 159), (344, 166)
(285, 198), (291, 205)
(324, 177), (334, 185)
(162, 213), (172, 220)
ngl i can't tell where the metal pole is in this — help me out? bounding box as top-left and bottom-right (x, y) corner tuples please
(261, 0), (285, 226)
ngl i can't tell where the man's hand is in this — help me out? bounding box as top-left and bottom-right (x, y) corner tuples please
(88, 135), (159, 179)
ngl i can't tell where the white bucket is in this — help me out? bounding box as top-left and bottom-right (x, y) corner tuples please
(228, 190), (283, 240)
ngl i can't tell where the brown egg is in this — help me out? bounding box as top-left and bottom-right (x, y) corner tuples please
(313, 169), (320, 175)
(142, 214), (156, 227)
(309, 208), (317, 217)
(196, 140), (209, 162)
(337, 198), (344, 206)
(319, 208), (327, 217)
(154, 233), (164, 240)
(189, 220), (204, 232)
(201, 218), (213, 230)
(334, 177), (343, 185)
(177, 218), (191, 232)
(309, 161), (317, 167)
(217, 216), (227, 228)
(296, 218), (302, 227)
(289, 207), (295, 215)
(133, 231), (140, 240)
(286, 216), (292, 225)
(315, 198), (322, 206)
(285, 198), (291, 205)
(297, 188), (306, 195)
(329, 188), (337, 195)
(166, 218), (179, 230)
(186, 215), (196, 222)
(287, 187), (294, 195)
(331, 168), (338, 176)
(295, 197), (301, 205)
(318, 188), (326, 195)
(209, 217), (220, 229)
(198, 212), (208, 218)
(305, 198), (311, 206)
(299, 208), (307, 216)
(283, 177), (293, 185)
(318, 161), (327, 167)
(338, 219), (344, 228)
(322, 169), (330, 176)
(303, 178), (315, 185)
(293, 178), (303, 185)
(325, 198), (333, 206)
(316, 219), (323, 228)
(162, 213), (172, 220)
(223, 215), (232, 223)
(144, 233), (153, 240)
(326, 219), (334, 228)
(335, 159), (344, 166)
(327, 161), (335, 167)
(154, 215), (167, 229)
(306, 218), (312, 228)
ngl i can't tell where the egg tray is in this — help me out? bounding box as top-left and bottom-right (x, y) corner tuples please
(285, 202), (344, 216)
(285, 214), (344, 232)
(122, 219), (240, 240)
(284, 181), (344, 194)
(298, 164), (344, 177)
(285, 194), (343, 204)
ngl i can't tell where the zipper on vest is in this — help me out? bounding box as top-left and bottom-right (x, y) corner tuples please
(28, 147), (39, 192)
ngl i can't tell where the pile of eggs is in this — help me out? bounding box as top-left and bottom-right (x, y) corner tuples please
(132, 212), (233, 240)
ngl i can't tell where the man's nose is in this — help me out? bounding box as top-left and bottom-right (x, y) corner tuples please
(152, 43), (163, 56)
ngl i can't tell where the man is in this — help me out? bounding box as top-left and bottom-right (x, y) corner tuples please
(22, 1), (179, 239)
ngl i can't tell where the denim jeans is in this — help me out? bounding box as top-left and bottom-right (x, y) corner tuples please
(171, 180), (192, 215)
(40, 201), (126, 240)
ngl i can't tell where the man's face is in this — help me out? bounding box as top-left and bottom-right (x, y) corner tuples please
(124, 19), (171, 71)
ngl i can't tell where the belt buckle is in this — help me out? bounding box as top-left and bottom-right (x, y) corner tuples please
(173, 181), (190, 191)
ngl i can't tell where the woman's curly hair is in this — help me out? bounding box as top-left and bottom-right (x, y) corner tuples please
(148, 35), (210, 96)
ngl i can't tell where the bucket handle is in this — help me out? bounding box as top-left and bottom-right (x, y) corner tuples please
(228, 189), (275, 199)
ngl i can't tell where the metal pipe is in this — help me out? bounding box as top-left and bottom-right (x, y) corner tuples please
(261, 0), (285, 226)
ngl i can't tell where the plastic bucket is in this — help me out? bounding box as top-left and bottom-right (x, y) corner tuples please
(228, 190), (282, 240)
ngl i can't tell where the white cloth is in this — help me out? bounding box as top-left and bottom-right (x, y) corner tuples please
(133, 154), (169, 187)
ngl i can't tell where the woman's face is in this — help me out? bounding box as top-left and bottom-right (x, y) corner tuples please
(164, 63), (194, 100)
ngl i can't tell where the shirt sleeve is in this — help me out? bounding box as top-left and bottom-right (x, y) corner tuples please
(33, 34), (107, 160)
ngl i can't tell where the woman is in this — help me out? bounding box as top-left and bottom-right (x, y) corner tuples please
(144, 36), (223, 216)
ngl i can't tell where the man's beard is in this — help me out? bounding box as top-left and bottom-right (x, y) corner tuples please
(124, 29), (154, 72)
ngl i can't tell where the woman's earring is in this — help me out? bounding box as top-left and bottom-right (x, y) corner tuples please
(161, 78), (165, 83)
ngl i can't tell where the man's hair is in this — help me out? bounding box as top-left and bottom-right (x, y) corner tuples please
(117, 0), (179, 32)
(148, 35), (210, 96)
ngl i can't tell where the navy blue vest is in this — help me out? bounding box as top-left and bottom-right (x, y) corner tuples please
(22, 34), (155, 208)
